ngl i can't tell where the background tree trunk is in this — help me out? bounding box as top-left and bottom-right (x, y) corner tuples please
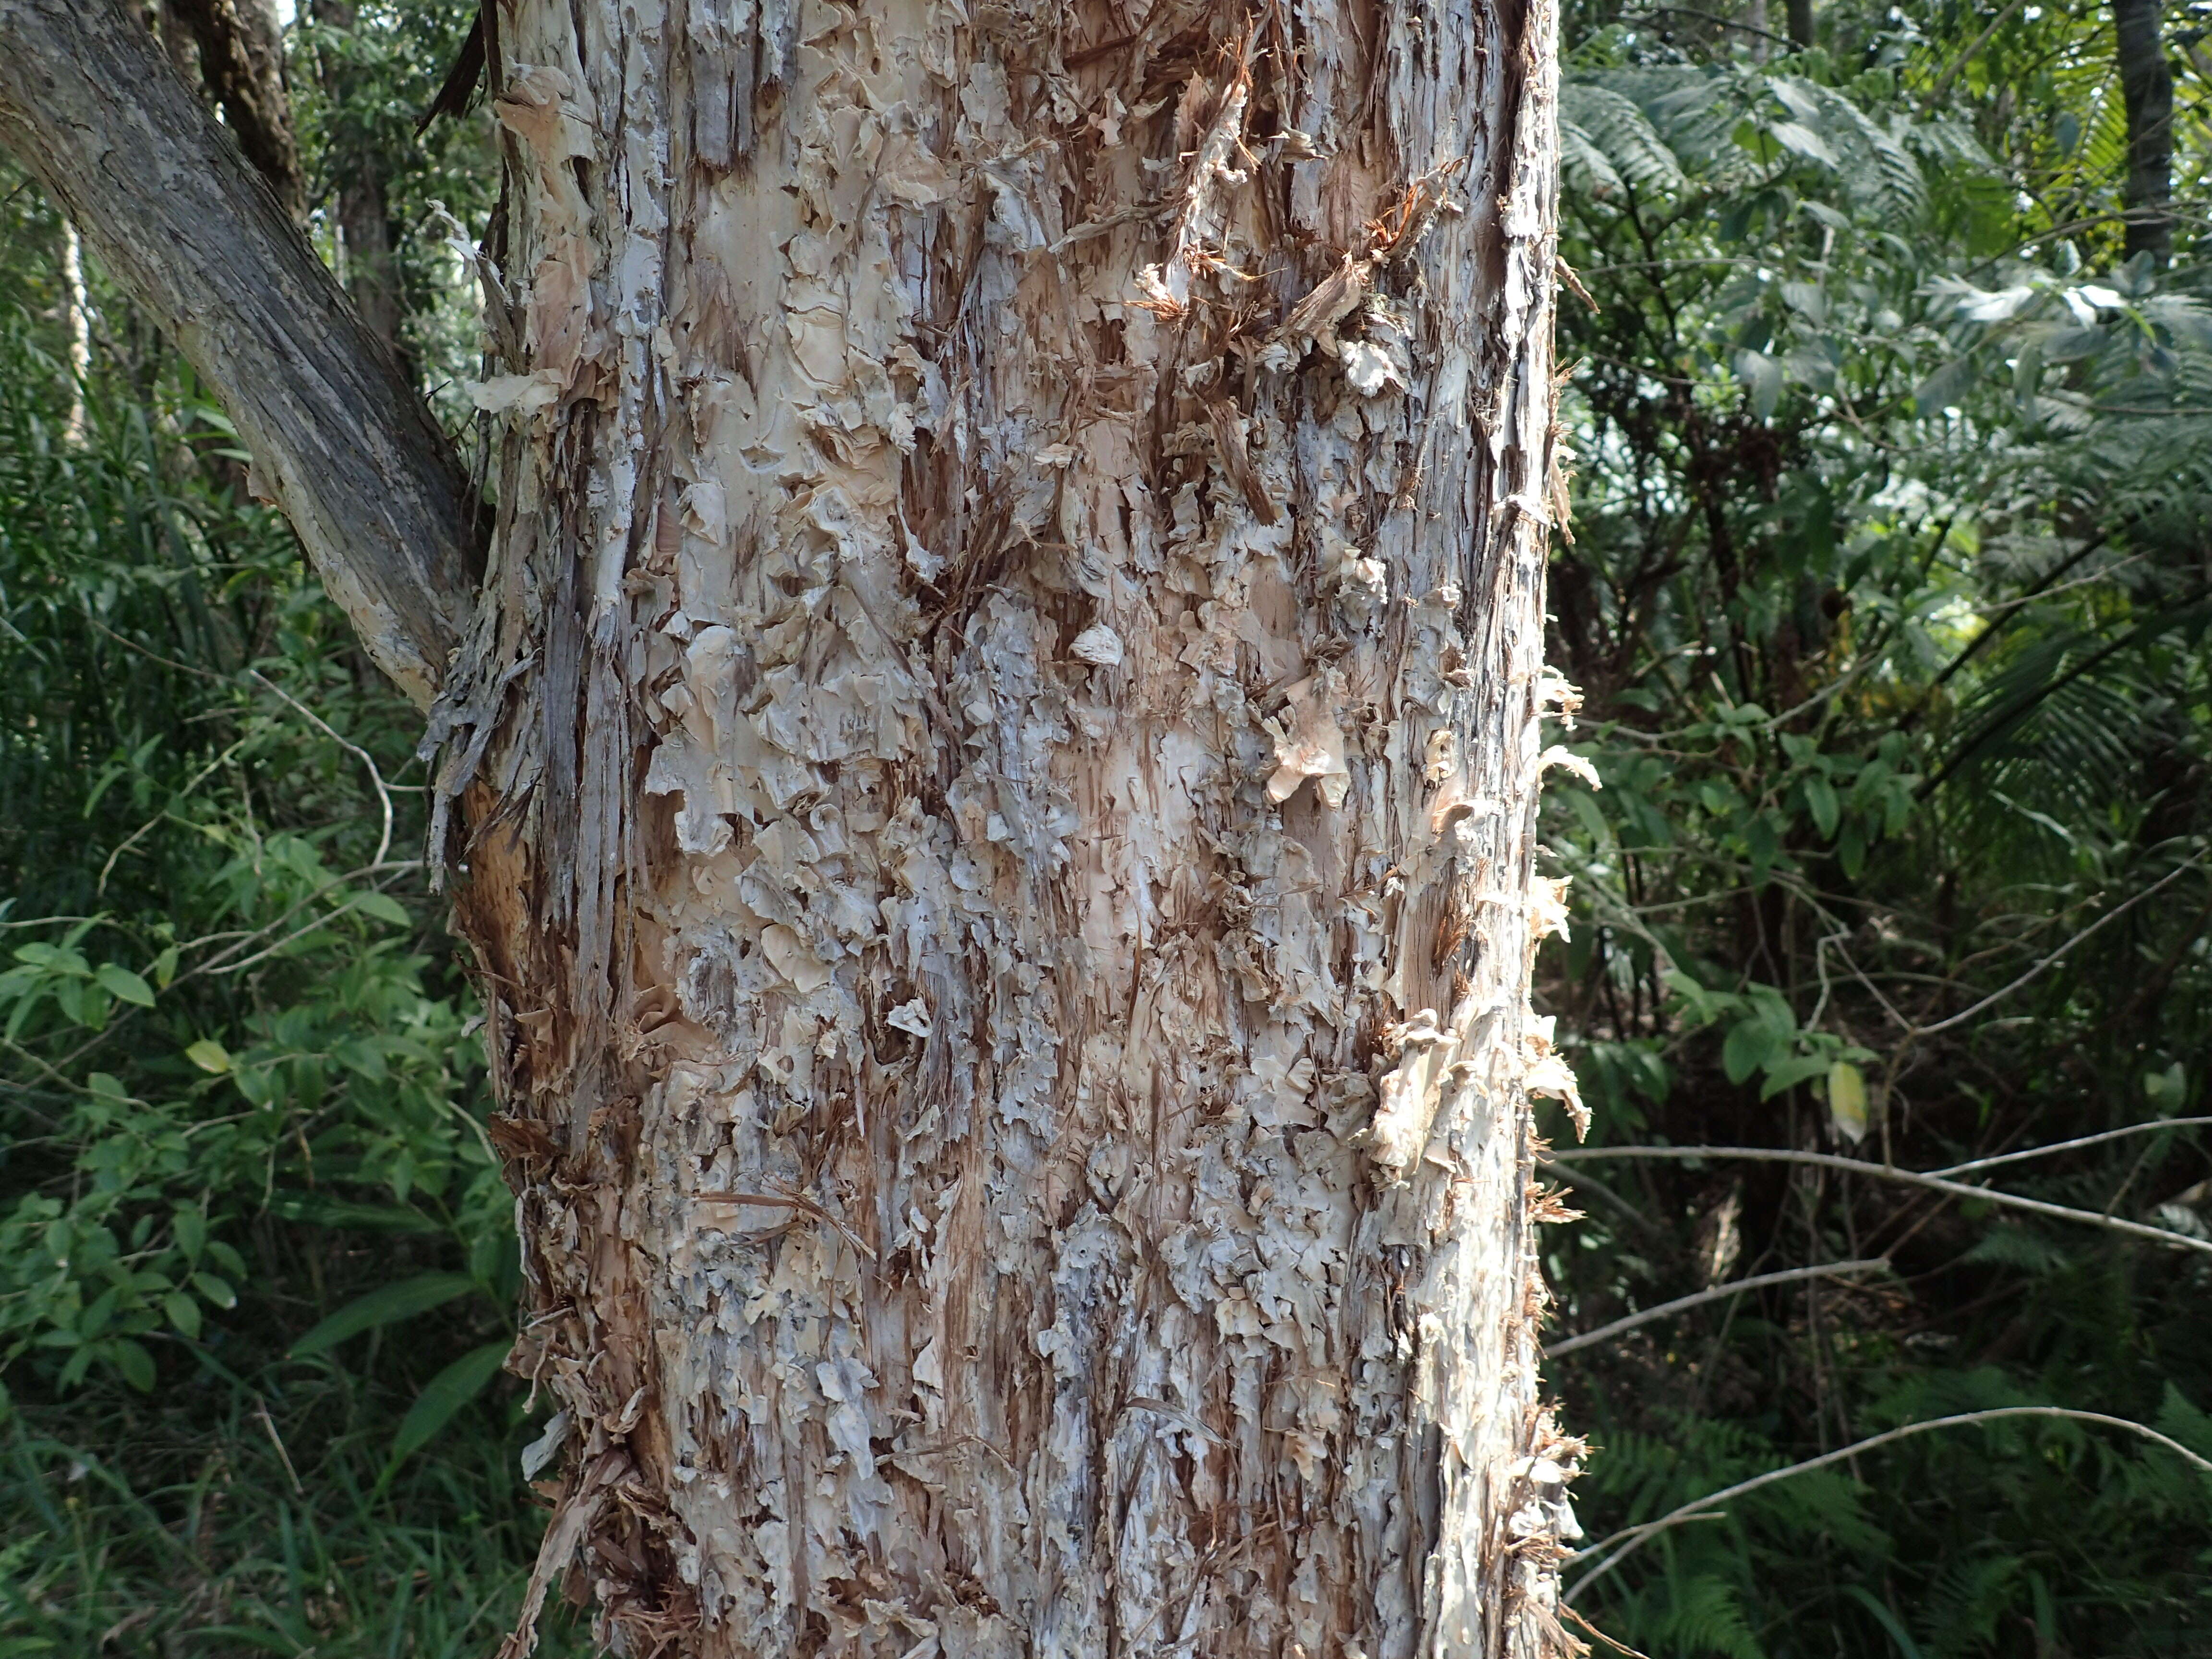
(310, 0), (409, 361)
(431, 2), (1581, 1656)
(2114, 0), (2174, 264)
(165, 0), (306, 218)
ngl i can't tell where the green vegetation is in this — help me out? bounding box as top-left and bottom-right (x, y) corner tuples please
(0, 19), (577, 1647)
(1542, 2), (2212, 1650)
(0, 0), (2207, 1654)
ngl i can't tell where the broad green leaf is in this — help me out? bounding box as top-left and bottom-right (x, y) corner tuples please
(108, 1339), (155, 1393)
(191, 1272), (237, 1310)
(1766, 120), (1838, 167)
(289, 1273), (477, 1358)
(1722, 1018), (1775, 1084)
(353, 891), (411, 927)
(185, 1038), (232, 1074)
(386, 1342), (509, 1471)
(1804, 775), (1839, 839)
(94, 963), (155, 1008)
(1759, 1052), (1833, 1099)
(1733, 348), (1784, 420)
(163, 1291), (202, 1340)
(1913, 357), (1975, 416)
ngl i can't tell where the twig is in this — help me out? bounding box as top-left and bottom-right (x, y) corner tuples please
(169, 859), (424, 986)
(1563, 1602), (1655, 1659)
(1930, 1116), (2212, 1178)
(1623, 5), (1795, 46)
(1907, 859), (2202, 1037)
(1921, 0), (2032, 108)
(253, 1398), (305, 1496)
(1547, 1260), (1891, 1358)
(693, 1190), (876, 1261)
(248, 669), (396, 868)
(1564, 1406), (2212, 1603)
(1542, 1145), (2212, 1256)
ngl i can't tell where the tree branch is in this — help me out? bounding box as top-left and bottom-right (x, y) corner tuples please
(1930, 1115), (2212, 1178)
(1545, 1260), (1892, 1358)
(1544, 1144), (2212, 1255)
(1564, 1406), (2212, 1603)
(0, 0), (477, 709)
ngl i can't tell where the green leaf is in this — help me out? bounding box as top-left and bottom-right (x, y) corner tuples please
(1913, 357), (1974, 416)
(289, 1273), (478, 1359)
(163, 1291), (202, 1340)
(185, 1038), (232, 1074)
(1838, 821), (1866, 878)
(94, 963), (156, 1008)
(1722, 1018), (1776, 1084)
(1734, 348), (1785, 420)
(1766, 119), (1838, 167)
(266, 1191), (443, 1233)
(1760, 1052), (1833, 1099)
(108, 1339), (156, 1393)
(386, 1342), (509, 1471)
(190, 1272), (237, 1310)
(1842, 1586), (1924, 1658)
(353, 891), (411, 927)
(1804, 774), (1839, 839)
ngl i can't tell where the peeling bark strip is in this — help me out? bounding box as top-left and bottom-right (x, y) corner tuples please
(0, 0), (477, 710)
(433, 0), (1581, 1653)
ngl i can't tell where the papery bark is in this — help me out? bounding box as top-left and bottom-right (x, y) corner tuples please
(427, 0), (1585, 1654)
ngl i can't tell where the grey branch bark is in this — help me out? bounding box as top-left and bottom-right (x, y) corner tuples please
(2113, 0), (2175, 264)
(0, 0), (476, 709)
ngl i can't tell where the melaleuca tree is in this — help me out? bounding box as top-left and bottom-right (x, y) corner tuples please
(0, 2), (1589, 1656)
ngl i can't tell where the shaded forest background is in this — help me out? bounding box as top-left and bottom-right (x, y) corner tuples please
(1, 0), (2209, 1652)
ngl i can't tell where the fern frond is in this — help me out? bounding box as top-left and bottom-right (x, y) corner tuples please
(1562, 82), (1686, 197)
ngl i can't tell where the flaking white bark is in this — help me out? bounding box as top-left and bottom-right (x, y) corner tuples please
(420, 1), (1587, 1654)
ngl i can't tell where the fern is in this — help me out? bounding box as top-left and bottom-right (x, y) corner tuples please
(1562, 81), (1688, 197)
(1649, 1573), (1767, 1659)
(1917, 1555), (2023, 1659)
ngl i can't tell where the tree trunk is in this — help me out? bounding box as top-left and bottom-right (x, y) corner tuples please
(165, 0), (306, 218)
(310, 0), (409, 361)
(437, 3), (1582, 1655)
(1, 0), (1582, 1653)
(2113, 0), (2174, 264)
